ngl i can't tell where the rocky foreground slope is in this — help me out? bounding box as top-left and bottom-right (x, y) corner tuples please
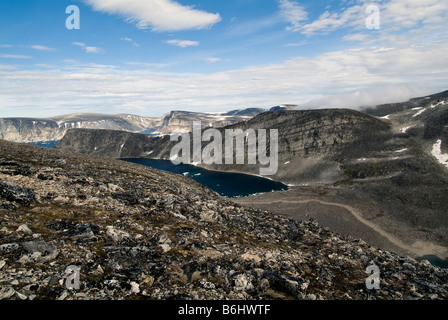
(0, 140), (447, 300)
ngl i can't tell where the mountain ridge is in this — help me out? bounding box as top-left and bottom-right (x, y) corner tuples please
(0, 109), (264, 144)
(2, 89), (447, 144)
(364, 90), (448, 117)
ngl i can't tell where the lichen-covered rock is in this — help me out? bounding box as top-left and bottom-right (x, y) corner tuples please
(0, 180), (36, 205)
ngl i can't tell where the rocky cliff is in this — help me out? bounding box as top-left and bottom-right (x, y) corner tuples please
(0, 118), (63, 143)
(154, 106), (297, 135)
(1, 139), (447, 300)
(55, 129), (167, 159)
(206, 109), (392, 183)
(153, 111), (254, 135)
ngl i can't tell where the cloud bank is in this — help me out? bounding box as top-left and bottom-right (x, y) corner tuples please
(1, 41), (447, 117)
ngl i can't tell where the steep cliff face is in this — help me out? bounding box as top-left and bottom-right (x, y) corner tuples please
(153, 106), (297, 135)
(51, 113), (160, 133)
(192, 109), (392, 184)
(55, 129), (167, 159)
(0, 118), (63, 143)
(153, 111), (253, 135)
(225, 109), (390, 157)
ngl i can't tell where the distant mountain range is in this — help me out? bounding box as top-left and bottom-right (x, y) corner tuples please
(0, 105), (296, 143)
(0, 113), (159, 143)
(3, 90), (448, 144)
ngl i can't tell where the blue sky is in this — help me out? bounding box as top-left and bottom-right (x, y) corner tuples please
(0, 0), (447, 118)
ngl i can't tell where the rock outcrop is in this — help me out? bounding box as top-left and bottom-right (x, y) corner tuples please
(55, 129), (167, 159)
(153, 111), (253, 135)
(1, 139), (447, 300)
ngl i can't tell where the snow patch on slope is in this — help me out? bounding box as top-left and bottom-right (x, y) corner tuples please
(431, 140), (448, 169)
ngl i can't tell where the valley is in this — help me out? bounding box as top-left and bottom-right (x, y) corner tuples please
(49, 90), (448, 263)
(3, 0), (448, 303)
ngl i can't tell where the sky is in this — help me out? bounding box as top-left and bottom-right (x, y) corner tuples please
(0, 0), (447, 118)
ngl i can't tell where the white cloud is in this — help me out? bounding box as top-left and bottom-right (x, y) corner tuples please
(83, 0), (221, 32)
(0, 54), (32, 59)
(165, 39), (199, 48)
(62, 59), (79, 64)
(31, 45), (56, 51)
(35, 64), (57, 69)
(125, 61), (170, 68)
(201, 57), (232, 64)
(121, 37), (140, 47)
(72, 42), (104, 54)
(300, 4), (365, 36)
(383, 0), (448, 29)
(283, 0), (448, 40)
(343, 33), (369, 42)
(305, 86), (432, 110)
(278, 0), (308, 32)
(202, 57), (223, 63)
(85, 46), (103, 54)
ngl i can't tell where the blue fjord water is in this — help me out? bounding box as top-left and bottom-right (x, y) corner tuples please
(28, 141), (60, 148)
(122, 158), (288, 198)
(28, 141), (287, 198)
(416, 255), (448, 269)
